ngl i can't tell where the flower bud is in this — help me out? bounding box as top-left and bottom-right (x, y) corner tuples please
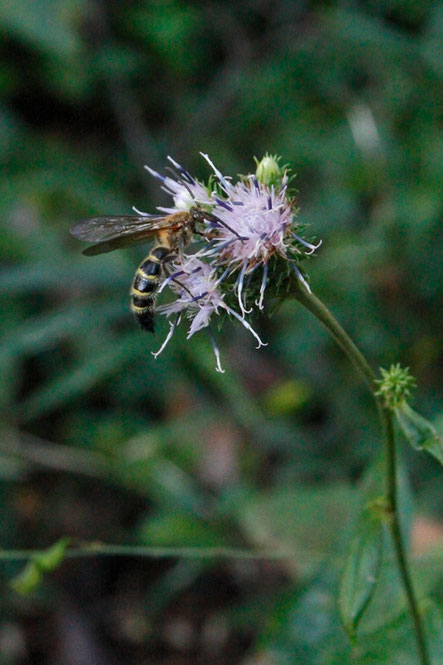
(255, 154), (282, 186)
(374, 363), (416, 410)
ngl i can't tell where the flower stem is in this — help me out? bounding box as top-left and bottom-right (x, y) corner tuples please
(292, 281), (430, 665)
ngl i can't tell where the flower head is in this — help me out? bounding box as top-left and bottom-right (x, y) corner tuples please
(142, 153), (320, 369)
(158, 256), (225, 338)
(154, 255), (266, 372)
(212, 177), (293, 267)
(199, 153), (321, 311)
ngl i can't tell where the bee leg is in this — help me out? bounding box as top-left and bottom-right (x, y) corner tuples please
(162, 253), (178, 272)
(162, 256), (198, 300)
(171, 278), (195, 300)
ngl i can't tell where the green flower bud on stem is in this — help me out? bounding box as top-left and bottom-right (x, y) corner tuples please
(255, 154), (282, 186)
(374, 363), (416, 410)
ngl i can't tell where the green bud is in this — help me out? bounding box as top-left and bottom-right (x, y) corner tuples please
(374, 363), (416, 410)
(255, 154), (282, 186)
(10, 538), (70, 596)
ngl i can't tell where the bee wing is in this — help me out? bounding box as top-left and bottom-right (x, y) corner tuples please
(70, 215), (180, 256)
(81, 234), (155, 256)
(70, 215), (165, 243)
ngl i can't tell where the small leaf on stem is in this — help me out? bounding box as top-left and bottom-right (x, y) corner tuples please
(339, 500), (384, 640)
(395, 402), (443, 466)
(11, 538), (70, 595)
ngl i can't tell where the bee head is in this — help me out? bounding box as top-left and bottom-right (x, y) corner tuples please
(188, 205), (204, 225)
(189, 205), (221, 227)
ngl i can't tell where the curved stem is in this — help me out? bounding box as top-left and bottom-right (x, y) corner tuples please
(293, 281), (430, 665)
(291, 282), (377, 388)
(382, 409), (430, 665)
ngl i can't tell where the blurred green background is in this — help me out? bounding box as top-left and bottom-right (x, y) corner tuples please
(0, 1), (442, 663)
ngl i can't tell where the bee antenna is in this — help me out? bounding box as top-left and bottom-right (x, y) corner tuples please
(165, 166), (244, 242)
(164, 166), (197, 204)
(164, 165), (181, 180)
(203, 212), (246, 243)
(165, 166), (186, 185)
(180, 179), (196, 201)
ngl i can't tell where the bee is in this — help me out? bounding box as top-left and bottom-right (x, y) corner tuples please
(70, 206), (216, 333)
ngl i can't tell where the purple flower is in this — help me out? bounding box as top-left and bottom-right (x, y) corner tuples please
(140, 154), (320, 369)
(144, 156), (212, 215)
(200, 154), (321, 310)
(202, 155), (293, 266)
(153, 255), (266, 372)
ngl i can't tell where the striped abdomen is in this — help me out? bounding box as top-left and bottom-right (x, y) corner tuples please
(130, 246), (171, 333)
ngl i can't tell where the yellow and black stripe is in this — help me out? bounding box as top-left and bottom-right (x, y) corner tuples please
(130, 246), (171, 333)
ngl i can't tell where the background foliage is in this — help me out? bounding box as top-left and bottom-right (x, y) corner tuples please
(0, 1), (442, 663)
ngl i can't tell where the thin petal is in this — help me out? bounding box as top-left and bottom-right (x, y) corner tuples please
(152, 314), (182, 359)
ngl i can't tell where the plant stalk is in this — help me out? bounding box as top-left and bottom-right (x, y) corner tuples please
(293, 281), (430, 665)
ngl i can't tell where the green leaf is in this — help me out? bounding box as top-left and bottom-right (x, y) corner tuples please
(33, 537), (71, 572)
(255, 566), (346, 665)
(237, 484), (355, 559)
(10, 561), (43, 595)
(354, 599), (443, 665)
(358, 545), (443, 636)
(338, 501), (383, 640)
(395, 402), (443, 465)
(11, 537), (70, 595)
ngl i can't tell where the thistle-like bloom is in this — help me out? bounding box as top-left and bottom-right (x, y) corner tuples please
(199, 154), (321, 311)
(153, 256), (266, 372)
(143, 154), (320, 369)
